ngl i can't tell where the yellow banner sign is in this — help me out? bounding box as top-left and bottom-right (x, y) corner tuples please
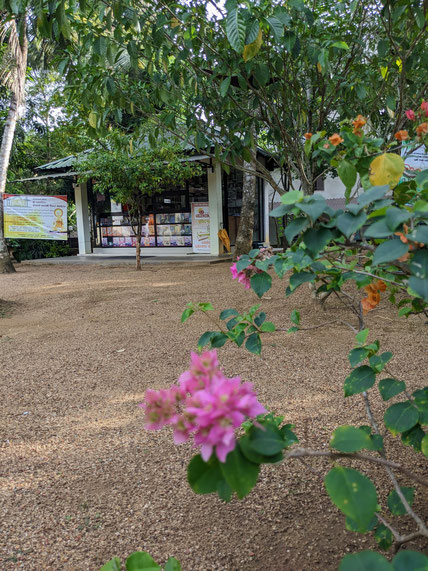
(3, 194), (68, 240)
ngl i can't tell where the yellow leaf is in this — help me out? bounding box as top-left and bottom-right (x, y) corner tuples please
(387, 107), (395, 119)
(317, 62), (322, 73)
(396, 58), (402, 72)
(380, 66), (388, 79)
(369, 153), (404, 188)
(243, 29), (263, 62)
(88, 112), (97, 129)
(171, 17), (180, 28)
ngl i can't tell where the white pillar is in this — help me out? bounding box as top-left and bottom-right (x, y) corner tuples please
(263, 181), (270, 245)
(207, 163), (223, 256)
(74, 182), (92, 255)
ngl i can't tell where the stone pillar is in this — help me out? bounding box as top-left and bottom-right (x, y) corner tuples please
(207, 162), (223, 256)
(74, 182), (92, 255)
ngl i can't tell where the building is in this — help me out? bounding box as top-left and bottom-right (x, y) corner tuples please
(34, 149), (274, 257)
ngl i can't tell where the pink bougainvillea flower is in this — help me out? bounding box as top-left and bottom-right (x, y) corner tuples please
(140, 350), (266, 463)
(230, 262), (239, 279)
(421, 101), (428, 117)
(405, 109), (416, 121)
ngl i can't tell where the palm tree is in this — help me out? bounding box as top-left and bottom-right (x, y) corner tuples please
(0, 10), (27, 273)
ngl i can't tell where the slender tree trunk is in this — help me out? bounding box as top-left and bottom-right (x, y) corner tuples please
(234, 157), (257, 259)
(136, 236), (141, 270)
(0, 16), (27, 274)
(0, 94), (19, 273)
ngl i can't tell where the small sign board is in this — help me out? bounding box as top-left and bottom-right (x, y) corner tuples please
(191, 202), (210, 253)
(3, 194), (68, 240)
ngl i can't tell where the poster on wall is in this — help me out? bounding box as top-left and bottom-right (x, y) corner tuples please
(191, 202), (210, 253)
(3, 194), (68, 240)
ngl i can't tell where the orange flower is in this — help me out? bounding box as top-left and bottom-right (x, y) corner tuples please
(352, 115), (366, 135)
(323, 143), (330, 149)
(416, 122), (428, 137)
(361, 298), (376, 314)
(304, 133), (312, 140)
(394, 130), (409, 141)
(395, 231), (408, 244)
(398, 253), (410, 262)
(361, 279), (386, 313)
(328, 134), (344, 146)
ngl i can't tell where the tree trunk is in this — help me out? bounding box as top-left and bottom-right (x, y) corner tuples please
(234, 158), (257, 259)
(0, 94), (19, 273)
(135, 234), (141, 270)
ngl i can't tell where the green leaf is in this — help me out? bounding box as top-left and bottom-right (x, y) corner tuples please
(239, 435), (283, 464)
(410, 249), (428, 279)
(236, 255), (251, 272)
(339, 551), (392, 570)
(210, 332), (229, 348)
(408, 276), (428, 301)
(336, 211), (367, 238)
(392, 550), (428, 571)
(284, 217), (310, 242)
(378, 378), (405, 401)
(375, 524), (393, 551)
(254, 312), (266, 326)
(338, 160), (357, 194)
(289, 271), (316, 291)
(181, 308), (194, 323)
(330, 425), (373, 452)
(422, 434), (428, 458)
(281, 189), (303, 204)
(219, 77), (231, 98)
(412, 224), (428, 245)
(384, 402), (419, 435)
(260, 321), (275, 332)
(226, 8), (246, 52)
(245, 332), (261, 355)
(331, 41), (349, 50)
(187, 454), (227, 495)
(100, 558), (121, 571)
(269, 203), (294, 217)
(266, 16), (284, 41)
(247, 424), (286, 455)
(348, 348), (369, 367)
(197, 331), (215, 350)
(303, 227), (333, 254)
(344, 366), (376, 397)
(164, 558), (181, 571)
(220, 445), (260, 499)
(372, 238), (409, 266)
(385, 207), (411, 231)
(325, 466), (377, 532)
(251, 272), (272, 298)
(357, 186), (388, 208)
(401, 424), (425, 452)
(297, 196), (327, 221)
(220, 308), (239, 320)
(345, 515), (377, 533)
(387, 486), (414, 516)
(369, 351), (392, 372)
(364, 219), (395, 239)
(356, 328), (369, 345)
(197, 302), (214, 311)
(245, 19), (260, 44)
(290, 309), (300, 325)
(125, 552), (161, 570)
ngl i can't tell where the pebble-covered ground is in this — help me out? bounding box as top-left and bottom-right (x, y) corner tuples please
(0, 262), (427, 570)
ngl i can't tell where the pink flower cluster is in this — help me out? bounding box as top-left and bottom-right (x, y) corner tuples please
(230, 247), (273, 289)
(141, 350), (265, 462)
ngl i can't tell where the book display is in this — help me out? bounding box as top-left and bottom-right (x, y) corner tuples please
(99, 212), (193, 247)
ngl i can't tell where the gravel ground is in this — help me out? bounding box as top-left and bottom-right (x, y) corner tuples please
(0, 262), (427, 570)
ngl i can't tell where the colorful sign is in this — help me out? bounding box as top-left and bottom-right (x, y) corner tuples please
(3, 194), (68, 240)
(191, 202), (210, 253)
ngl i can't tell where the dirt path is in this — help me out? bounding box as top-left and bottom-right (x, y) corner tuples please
(0, 262), (427, 570)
